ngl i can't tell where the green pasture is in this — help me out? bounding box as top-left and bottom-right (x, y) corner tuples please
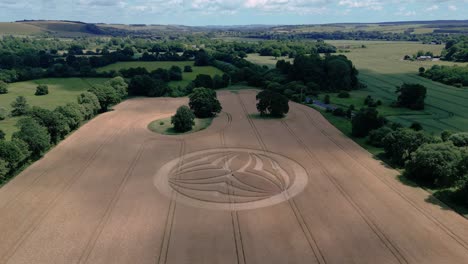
(0, 78), (109, 139)
(96, 61), (223, 88)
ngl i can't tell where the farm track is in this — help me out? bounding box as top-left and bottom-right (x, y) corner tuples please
(0, 91), (467, 264)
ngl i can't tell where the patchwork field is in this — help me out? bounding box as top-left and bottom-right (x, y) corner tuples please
(97, 61), (223, 88)
(0, 78), (109, 139)
(0, 90), (467, 263)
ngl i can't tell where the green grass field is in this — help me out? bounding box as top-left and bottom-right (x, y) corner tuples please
(325, 41), (468, 134)
(97, 61), (223, 88)
(147, 116), (213, 135)
(246, 54), (292, 68)
(0, 77), (109, 139)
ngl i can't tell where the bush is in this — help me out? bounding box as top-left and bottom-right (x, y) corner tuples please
(184, 65), (193, 72)
(0, 80), (8, 94)
(189, 88), (222, 118)
(337, 91), (350, 98)
(171, 106), (195, 132)
(367, 126), (393, 147)
(405, 142), (462, 187)
(448, 133), (468, 147)
(35, 84), (49, 96)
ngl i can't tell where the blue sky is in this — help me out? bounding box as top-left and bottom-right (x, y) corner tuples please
(0, 0), (466, 26)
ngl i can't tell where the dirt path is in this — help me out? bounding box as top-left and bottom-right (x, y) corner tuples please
(0, 91), (467, 264)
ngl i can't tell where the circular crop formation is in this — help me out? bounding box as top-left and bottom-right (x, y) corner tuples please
(154, 148), (308, 211)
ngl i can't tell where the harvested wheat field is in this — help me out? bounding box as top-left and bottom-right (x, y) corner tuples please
(0, 90), (467, 264)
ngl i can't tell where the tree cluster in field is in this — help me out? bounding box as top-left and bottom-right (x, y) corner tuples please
(422, 65), (468, 88)
(362, 120), (468, 207)
(171, 88), (222, 132)
(442, 36), (468, 62)
(0, 77), (127, 182)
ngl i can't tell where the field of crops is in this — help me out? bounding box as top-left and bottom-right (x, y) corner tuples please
(97, 61), (223, 88)
(0, 78), (109, 139)
(326, 41), (468, 134)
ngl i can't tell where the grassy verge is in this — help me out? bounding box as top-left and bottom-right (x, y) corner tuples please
(148, 116), (213, 135)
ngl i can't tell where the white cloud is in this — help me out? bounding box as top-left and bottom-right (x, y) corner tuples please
(425, 4), (438, 11)
(448, 5), (457, 11)
(338, 0), (383, 10)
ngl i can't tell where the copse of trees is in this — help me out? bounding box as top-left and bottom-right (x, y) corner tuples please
(422, 65), (468, 87)
(12, 117), (51, 157)
(89, 84), (120, 112)
(171, 106), (195, 132)
(394, 83), (427, 110)
(189, 88), (222, 118)
(256, 90), (289, 117)
(29, 106), (70, 144)
(442, 36), (468, 62)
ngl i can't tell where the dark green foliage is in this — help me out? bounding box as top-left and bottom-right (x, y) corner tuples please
(0, 130), (4, 140)
(367, 126), (393, 147)
(55, 103), (84, 130)
(189, 88), (222, 118)
(184, 65), (193, 72)
(29, 106), (70, 144)
(35, 84), (49, 96)
(193, 74), (213, 89)
(441, 130), (453, 142)
(128, 75), (167, 97)
(0, 159), (8, 179)
(382, 128), (439, 166)
(410, 122), (423, 131)
(11, 96), (29, 116)
(395, 83), (427, 110)
(194, 50), (211, 66)
(423, 65), (468, 87)
(323, 95), (330, 104)
(337, 91), (350, 98)
(351, 108), (386, 137)
(89, 84), (120, 112)
(13, 117), (51, 157)
(442, 36), (468, 62)
(418, 67), (425, 75)
(405, 142), (462, 187)
(171, 106), (195, 132)
(448, 133), (468, 147)
(332, 107), (346, 117)
(256, 90), (289, 117)
(169, 66), (183, 81)
(0, 139), (30, 173)
(0, 80), (8, 94)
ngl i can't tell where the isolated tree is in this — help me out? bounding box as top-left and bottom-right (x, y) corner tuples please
(406, 142), (462, 187)
(171, 106), (195, 132)
(0, 80), (8, 94)
(11, 96), (29, 116)
(13, 117), (51, 157)
(351, 108), (386, 137)
(395, 83), (427, 110)
(184, 65), (193, 72)
(256, 90), (289, 117)
(189, 88), (222, 118)
(35, 84), (49, 96)
(418, 67), (425, 75)
(382, 128), (439, 166)
(89, 85), (120, 112)
(448, 132), (468, 147)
